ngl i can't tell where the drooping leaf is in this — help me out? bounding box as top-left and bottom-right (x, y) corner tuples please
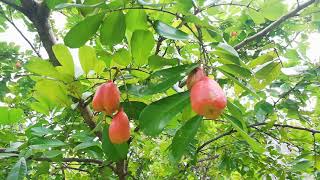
(6, 157), (27, 180)
(169, 116), (202, 163)
(148, 55), (178, 70)
(121, 101), (147, 120)
(139, 91), (190, 136)
(217, 64), (252, 79)
(155, 21), (191, 40)
(125, 10), (148, 31)
(64, 13), (104, 48)
(131, 30), (155, 66)
(25, 57), (62, 80)
(126, 64), (198, 96)
(45, 0), (67, 9)
(102, 126), (128, 161)
(224, 114), (265, 153)
(74, 141), (100, 151)
(30, 139), (66, 150)
(112, 48), (132, 66)
(0, 107), (24, 125)
(79, 45), (98, 74)
(52, 44), (74, 77)
(100, 11), (126, 46)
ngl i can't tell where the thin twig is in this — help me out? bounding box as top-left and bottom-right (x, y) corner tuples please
(234, 0), (315, 50)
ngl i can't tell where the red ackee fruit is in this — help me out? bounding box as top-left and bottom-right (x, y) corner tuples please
(109, 108), (130, 144)
(186, 67), (206, 90)
(92, 81), (120, 115)
(190, 77), (227, 119)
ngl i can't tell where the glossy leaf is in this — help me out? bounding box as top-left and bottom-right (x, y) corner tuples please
(7, 157), (27, 180)
(52, 44), (74, 77)
(169, 116), (202, 163)
(224, 114), (265, 153)
(121, 101), (147, 120)
(131, 30), (155, 66)
(126, 64), (198, 96)
(125, 10), (148, 31)
(64, 13), (104, 48)
(148, 55), (178, 70)
(102, 126), (128, 161)
(79, 45), (97, 74)
(0, 107), (24, 125)
(100, 11), (126, 46)
(155, 21), (191, 40)
(139, 91), (190, 136)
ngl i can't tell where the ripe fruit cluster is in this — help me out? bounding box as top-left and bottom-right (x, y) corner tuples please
(92, 81), (130, 144)
(187, 67), (227, 119)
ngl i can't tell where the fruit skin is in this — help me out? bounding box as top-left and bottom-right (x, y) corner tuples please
(190, 77), (227, 119)
(231, 31), (238, 37)
(186, 67), (206, 90)
(15, 61), (22, 69)
(109, 108), (130, 144)
(92, 81), (120, 115)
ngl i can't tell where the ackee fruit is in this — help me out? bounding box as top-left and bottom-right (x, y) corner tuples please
(92, 81), (120, 115)
(190, 77), (227, 119)
(109, 108), (130, 144)
(186, 67), (206, 90)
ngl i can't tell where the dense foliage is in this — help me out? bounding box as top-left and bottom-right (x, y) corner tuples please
(0, 0), (320, 179)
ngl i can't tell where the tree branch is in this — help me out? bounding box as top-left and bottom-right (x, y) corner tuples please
(0, 7), (41, 58)
(234, 0), (316, 50)
(197, 122), (320, 153)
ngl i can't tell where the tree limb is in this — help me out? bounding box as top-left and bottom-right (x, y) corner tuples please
(197, 122), (320, 153)
(0, 7), (41, 58)
(234, 0), (316, 50)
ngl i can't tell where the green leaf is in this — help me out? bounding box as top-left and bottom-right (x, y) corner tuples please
(45, 0), (67, 9)
(217, 64), (252, 79)
(112, 48), (132, 66)
(25, 57), (62, 80)
(7, 157), (27, 180)
(74, 141), (100, 151)
(247, 9), (265, 25)
(254, 61), (280, 79)
(131, 30), (155, 66)
(148, 55), (178, 70)
(218, 69), (259, 98)
(155, 21), (191, 40)
(169, 116), (202, 163)
(30, 139), (66, 150)
(227, 100), (243, 120)
(121, 101), (147, 120)
(176, 0), (193, 13)
(31, 126), (57, 137)
(102, 126), (128, 162)
(52, 44), (74, 77)
(224, 114), (265, 153)
(53, 2), (105, 10)
(139, 91), (190, 136)
(125, 10), (148, 31)
(79, 45), (97, 74)
(251, 61), (281, 90)
(100, 11), (126, 46)
(213, 43), (242, 65)
(64, 13), (104, 48)
(42, 150), (62, 158)
(0, 153), (18, 159)
(79, 0), (105, 16)
(261, 0), (287, 21)
(34, 79), (71, 106)
(0, 107), (24, 125)
(247, 51), (276, 68)
(126, 64), (198, 96)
